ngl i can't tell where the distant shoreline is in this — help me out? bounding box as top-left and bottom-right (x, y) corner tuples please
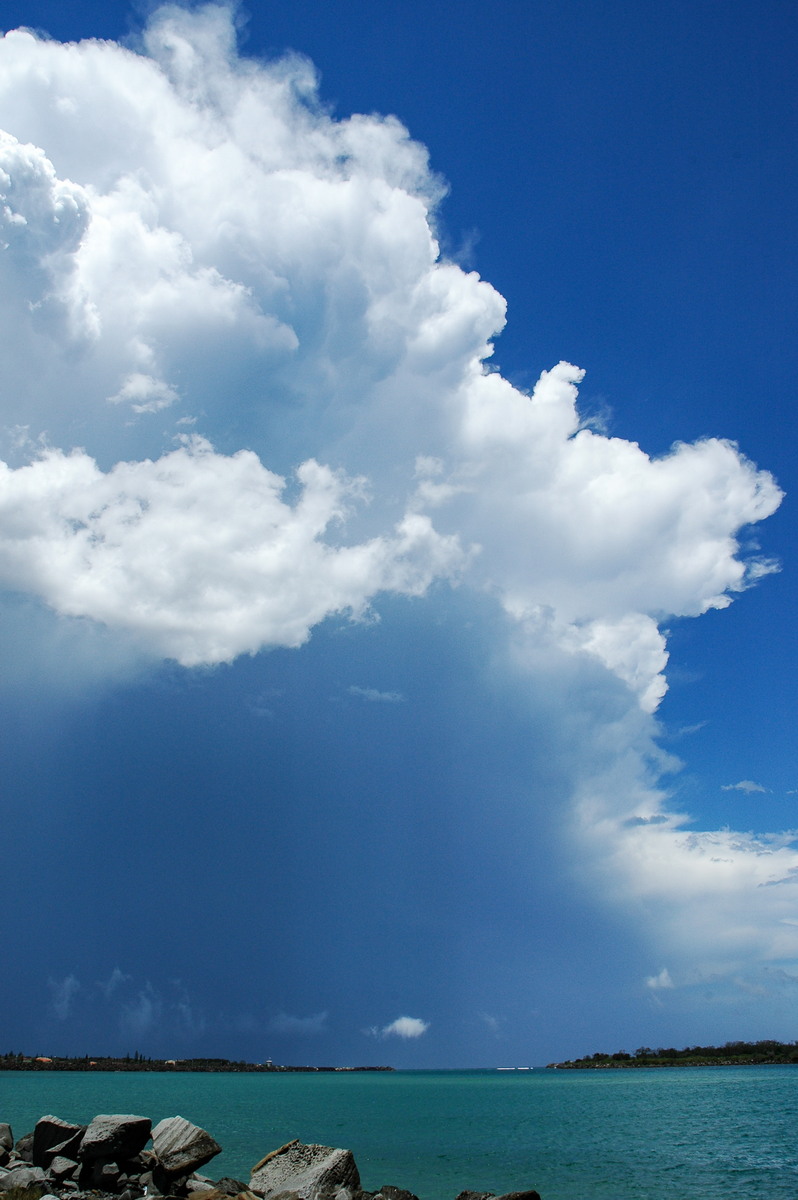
(548, 1039), (798, 1069)
(0, 1054), (393, 1073)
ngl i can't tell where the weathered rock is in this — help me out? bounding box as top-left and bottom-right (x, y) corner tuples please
(211, 1180), (250, 1197)
(33, 1117), (86, 1168)
(0, 1164), (47, 1190)
(249, 1143), (360, 1200)
(189, 1188), (256, 1200)
(453, 1192), (494, 1200)
(376, 1188), (419, 1200)
(493, 1191), (541, 1200)
(0, 1128), (12, 1153)
(49, 1156), (81, 1181)
(91, 1160), (122, 1190)
(118, 1155), (149, 1176)
(152, 1118), (221, 1178)
(250, 1144), (300, 1175)
(14, 1132), (34, 1162)
(79, 1116), (151, 1163)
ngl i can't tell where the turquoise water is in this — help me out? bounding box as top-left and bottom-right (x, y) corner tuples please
(2, 1067), (797, 1200)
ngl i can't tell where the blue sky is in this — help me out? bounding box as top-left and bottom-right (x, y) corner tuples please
(0, 0), (796, 1067)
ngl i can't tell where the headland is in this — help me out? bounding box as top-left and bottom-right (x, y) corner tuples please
(548, 1038), (798, 1068)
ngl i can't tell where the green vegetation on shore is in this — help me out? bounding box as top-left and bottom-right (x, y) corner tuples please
(549, 1039), (798, 1068)
(0, 1052), (392, 1072)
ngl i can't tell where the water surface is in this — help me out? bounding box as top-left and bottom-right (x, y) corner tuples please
(2, 1067), (796, 1200)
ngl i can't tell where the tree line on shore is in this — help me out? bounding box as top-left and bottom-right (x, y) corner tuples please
(0, 1053), (391, 1073)
(549, 1039), (798, 1068)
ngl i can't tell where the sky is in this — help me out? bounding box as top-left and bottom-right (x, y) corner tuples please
(0, 0), (796, 1068)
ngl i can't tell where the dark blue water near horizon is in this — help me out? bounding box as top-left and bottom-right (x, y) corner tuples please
(2, 1067), (797, 1200)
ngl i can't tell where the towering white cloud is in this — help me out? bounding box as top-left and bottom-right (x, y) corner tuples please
(0, 7), (780, 693)
(0, 4), (790, 1000)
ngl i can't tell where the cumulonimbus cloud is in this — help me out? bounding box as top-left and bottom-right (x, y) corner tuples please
(0, 5), (791, 1002)
(0, 5), (781, 701)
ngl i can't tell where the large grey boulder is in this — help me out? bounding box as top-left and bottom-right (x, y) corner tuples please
(13, 1132), (34, 1162)
(249, 1143), (360, 1200)
(33, 1116), (85, 1168)
(0, 1164), (47, 1191)
(79, 1115), (152, 1162)
(49, 1155), (80, 1181)
(152, 1116), (221, 1177)
(0, 1128), (12, 1153)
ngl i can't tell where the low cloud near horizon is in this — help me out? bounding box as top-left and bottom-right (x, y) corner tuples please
(1, 3), (795, 1048)
(375, 1017), (430, 1039)
(270, 1012), (329, 1036)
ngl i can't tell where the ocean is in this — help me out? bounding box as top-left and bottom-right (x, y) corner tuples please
(1, 1067), (796, 1200)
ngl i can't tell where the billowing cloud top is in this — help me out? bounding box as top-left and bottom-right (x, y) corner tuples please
(0, 3), (781, 706)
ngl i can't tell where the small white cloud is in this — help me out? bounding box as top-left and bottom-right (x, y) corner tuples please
(479, 1012), (503, 1035)
(380, 1015), (429, 1039)
(97, 967), (131, 999)
(108, 372), (180, 413)
(270, 1010), (328, 1035)
(732, 975), (767, 997)
(248, 688), (283, 718)
(722, 780), (767, 794)
(348, 685), (405, 703)
(670, 721), (708, 740)
(121, 983), (162, 1034)
(49, 973), (80, 1020)
(766, 967), (798, 988)
(645, 967), (674, 990)
(174, 995), (206, 1036)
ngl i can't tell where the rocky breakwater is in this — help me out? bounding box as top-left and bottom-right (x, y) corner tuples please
(0, 1116), (541, 1200)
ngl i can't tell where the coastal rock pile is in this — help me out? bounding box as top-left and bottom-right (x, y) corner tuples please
(0, 1116), (541, 1200)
